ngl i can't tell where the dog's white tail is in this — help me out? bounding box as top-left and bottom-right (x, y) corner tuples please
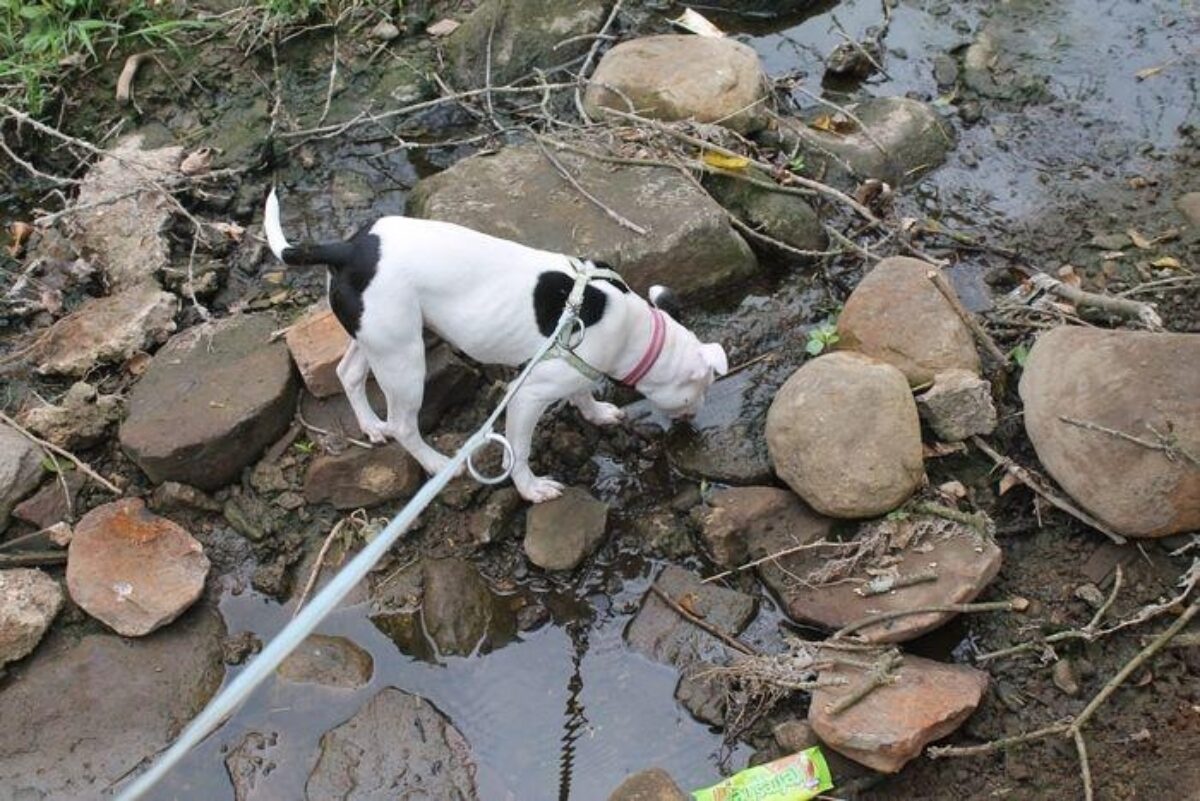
(263, 188), (291, 262)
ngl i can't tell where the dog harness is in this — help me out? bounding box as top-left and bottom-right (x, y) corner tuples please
(543, 258), (667, 388)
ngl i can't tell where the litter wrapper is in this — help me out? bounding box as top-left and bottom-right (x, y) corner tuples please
(692, 747), (833, 801)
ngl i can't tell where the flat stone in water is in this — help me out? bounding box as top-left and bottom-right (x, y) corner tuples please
(305, 687), (478, 800)
(67, 498), (210, 637)
(0, 607), (226, 800)
(276, 634), (373, 689)
(607, 767), (690, 801)
(0, 568), (63, 668)
(119, 313), (297, 490)
(524, 487), (609, 571)
(809, 653), (988, 773)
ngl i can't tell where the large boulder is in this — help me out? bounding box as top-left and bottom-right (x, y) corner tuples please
(775, 97), (955, 186)
(766, 352), (925, 518)
(0, 607), (226, 800)
(584, 35), (771, 134)
(1020, 328), (1200, 538)
(446, 0), (610, 88)
(67, 498), (210, 636)
(305, 687), (478, 800)
(120, 313), (298, 490)
(0, 423), (43, 531)
(837, 257), (981, 386)
(0, 569), (63, 668)
(524, 486), (609, 570)
(809, 654), (988, 773)
(408, 144), (757, 296)
(33, 283), (178, 376)
(703, 170), (827, 258)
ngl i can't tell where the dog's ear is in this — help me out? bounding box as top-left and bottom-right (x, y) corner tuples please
(699, 342), (729, 376)
(648, 284), (683, 318)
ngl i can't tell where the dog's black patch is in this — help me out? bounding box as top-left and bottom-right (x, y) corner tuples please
(283, 224), (380, 337)
(534, 271), (608, 337)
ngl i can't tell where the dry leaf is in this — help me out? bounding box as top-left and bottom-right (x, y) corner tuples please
(1100, 251), (1125, 261)
(998, 473), (1020, 496)
(1150, 256), (1182, 270)
(1127, 175), (1156, 189)
(923, 440), (967, 458)
(810, 112), (856, 134)
(1135, 65), (1165, 80)
(1057, 264), (1082, 287)
(210, 221), (245, 241)
(701, 151), (750, 170)
(6, 220), (33, 257)
(180, 148), (213, 176)
(938, 480), (968, 500)
(677, 592), (705, 618)
(671, 8), (725, 38)
(124, 351), (152, 377)
(426, 18), (460, 37)
(1127, 228), (1153, 250)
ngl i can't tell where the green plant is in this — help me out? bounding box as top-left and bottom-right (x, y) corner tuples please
(0, 0), (203, 115)
(787, 153), (806, 173)
(805, 320), (840, 356)
(1010, 343), (1030, 367)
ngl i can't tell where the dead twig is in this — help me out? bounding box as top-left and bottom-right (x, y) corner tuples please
(648, 584), (757, 656)
(293, 515), (354, 617)
(529, 132), (648, 235)
(1023, 271), (1163, 330)
(826, 649), (903, 715)
(575, 0), (623, 123)
(0, 410), (120, 494)
(702, 537), (857, 584)
(856, 568), (939, 597)
(0, 550), (68, 567)
(970, 436), (1127, 545)
(831, 598), (1028, 640)
(116, 53), (149, 105)
(927, 269), (1009, 367)
(1059, 416), (1200, 468)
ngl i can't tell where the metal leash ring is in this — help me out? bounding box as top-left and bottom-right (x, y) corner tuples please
(556, 313), (586, 351)
(467, 431), (515, 485)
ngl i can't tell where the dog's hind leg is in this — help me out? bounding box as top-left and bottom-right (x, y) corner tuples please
(336, 340), (387, 443)
(369, 339), (457, 476)
(569, 392), (625, 427)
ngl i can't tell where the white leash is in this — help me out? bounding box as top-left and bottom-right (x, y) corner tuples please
(115, 267), (601, 800)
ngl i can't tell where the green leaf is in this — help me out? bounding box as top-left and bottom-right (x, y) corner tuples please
(1011, 343), (1030, 367)
(805, 337), (825, 356)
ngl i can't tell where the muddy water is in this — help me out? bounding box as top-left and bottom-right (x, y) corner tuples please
(126, 0), (1197, 799)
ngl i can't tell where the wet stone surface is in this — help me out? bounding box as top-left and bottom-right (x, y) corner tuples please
(276, 634), (373, 689)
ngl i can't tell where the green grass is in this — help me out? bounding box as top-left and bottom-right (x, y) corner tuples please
(0, 0), (205, 116)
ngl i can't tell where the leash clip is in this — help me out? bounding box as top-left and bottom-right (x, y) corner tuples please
(467, 431), (515, 485)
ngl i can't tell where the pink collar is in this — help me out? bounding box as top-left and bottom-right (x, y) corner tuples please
(620, 308), (667, 387)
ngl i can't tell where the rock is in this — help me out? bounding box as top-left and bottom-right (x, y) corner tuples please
(663, 361), (780, 485)
(34, 283), (178, 376)
(1176, 192), (1200, 227)
(1052, 659), (1080, 697)
(20, 381), (122, 449)
(446, 0), (609, 88)
(306, 687), (478, 800)
(1020, 328), (1200, 538)
(524, 486), (609, 570)
(149, 481), (224, 514)
(809, 654), (988, 773)
(120, 313), (298, 490)
(775, 97), (955, 185)
(766, 352), (925, 518)
(285, 304), (350, 397)
(703, 170), (827, 258)
(468, 487), (521, 545)
(408, 144), (757, 297)
(303, 443), (423, 509)
(584, 35), (771, 134)
(763, 514), (1002, 642)
(369, 19), (401, 41)
(73, 134), (182, 290)
(607, 767), (689, 801)
(13, 470), (85, 529)
(698, 486), (833, 569)
(67, 498), (210, 636)
(837, 257), (981, 386)
(0, 569), (63, 668)
(225, 730), (278, 801)
(277, 634), (373, 689)
(423, 558), (495, 656)
(774, 719), (820, 753)
(0, 607), (226, 800)
(627, 565), (755, 671)
(0, 423), (45, 531)
(630, 508), (694, 559)
(917, 369), (997, 441)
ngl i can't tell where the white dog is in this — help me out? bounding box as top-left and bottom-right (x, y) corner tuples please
(263, 190), (727, 502)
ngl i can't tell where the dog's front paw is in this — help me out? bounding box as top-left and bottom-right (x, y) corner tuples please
(359, 420), (389, 444)
(584, 401), (626, 427)
(515, 475), (565, 503)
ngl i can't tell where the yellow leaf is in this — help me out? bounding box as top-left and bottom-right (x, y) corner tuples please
(1151, 256), (1182, 270)
(809, 112), (857, 134)
(701, 151), (750, 170)
(1135, 65), (1165, 80)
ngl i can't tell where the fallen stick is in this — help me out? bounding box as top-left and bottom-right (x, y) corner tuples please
(826, 649), (903, 715)
(831, 598), (1027, 640)
(1025, 271), (1163, 330)
(0, 410), (121, 495)
(649, 584), (758, 656)
(702, 537), (855, 584)
(927, 269), (1010, 367)
(574, 0), (624, 123)
(529, 132), (648, 235)
(970, 436), (1126, 545)
(116, 53), (149, 105)
(0, 550), (67, 567)
(293, 516), (352, 618)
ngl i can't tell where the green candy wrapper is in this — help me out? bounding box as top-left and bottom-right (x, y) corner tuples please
(691, 747), (833, 801)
